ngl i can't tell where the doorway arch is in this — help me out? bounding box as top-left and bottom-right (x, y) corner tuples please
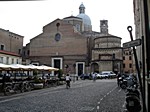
(91, 62), (99, 73)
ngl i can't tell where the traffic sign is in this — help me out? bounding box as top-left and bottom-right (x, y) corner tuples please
(123, 39), (142, 48)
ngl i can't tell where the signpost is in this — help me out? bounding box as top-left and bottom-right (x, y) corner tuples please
(123, 39), (142, 48)
(127, 26), (146, 112)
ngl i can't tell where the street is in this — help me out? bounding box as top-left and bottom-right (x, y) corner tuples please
(0, 79), (126, 112)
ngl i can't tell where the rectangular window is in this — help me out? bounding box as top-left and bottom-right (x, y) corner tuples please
(12, 58), (14, 64)
(123, 64), (125, 68)
(129, 63), (132, 68)
(76, 24), (80, 32)
(1, 45), (4, 50)
(6, 57), (9, 64)
(0, 57), (3, 63)
(16, 59), (19, 64)
(23, 51), (25, 56)
(129, 56), (132, 60)
(27, 50), (30, 55)
(123, 56), (125, 60)
(18, 49), (21, 54)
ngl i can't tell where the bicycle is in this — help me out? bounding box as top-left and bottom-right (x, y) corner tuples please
(66, 80), (70, 89)
(3, 81), (25, 96)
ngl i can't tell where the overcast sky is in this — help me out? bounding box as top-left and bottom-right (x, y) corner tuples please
(0, 0), (134, 46)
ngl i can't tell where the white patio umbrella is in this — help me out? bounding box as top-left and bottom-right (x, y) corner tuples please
(9, 64), (30, 70)
(0, 63), (11, 70)
(47, 66), (59, 71)
(38, 65), (59, 71)
(25, 64), (38, 70)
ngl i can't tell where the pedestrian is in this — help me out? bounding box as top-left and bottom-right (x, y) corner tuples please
(92, 72), (97, 81)
(75, 74), (78, 80)
(89, 73), (92, 80)
(65, 74), (71, 88)
(117, 73), (121, 86)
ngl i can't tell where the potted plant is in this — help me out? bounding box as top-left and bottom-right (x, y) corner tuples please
(33, 76), (44, 89)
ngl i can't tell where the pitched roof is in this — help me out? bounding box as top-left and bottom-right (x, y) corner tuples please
(0, 50), (21, 57)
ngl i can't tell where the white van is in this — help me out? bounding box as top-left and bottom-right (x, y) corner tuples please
(101, 71), (116, 78)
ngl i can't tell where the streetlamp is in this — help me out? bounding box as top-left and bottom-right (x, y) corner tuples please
(73, 64), (77, 81)
(112, 53), (115, 72)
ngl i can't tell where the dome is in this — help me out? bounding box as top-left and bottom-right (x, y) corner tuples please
(77, 13), (91, 26)
(76, 3), (92, 31)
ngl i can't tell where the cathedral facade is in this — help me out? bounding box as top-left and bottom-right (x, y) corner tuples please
(24, 3), (123, 75)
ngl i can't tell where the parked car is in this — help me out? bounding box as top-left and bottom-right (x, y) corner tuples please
(80, 74), (91, 80)
(101, 71), (116, 78)
(96, 73), (108, 79)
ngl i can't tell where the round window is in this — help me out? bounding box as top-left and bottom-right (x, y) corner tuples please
(55, 33), (61, 41)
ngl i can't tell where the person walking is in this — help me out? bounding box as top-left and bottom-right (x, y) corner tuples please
(92, 72), (97, 82)
(117, 73), (121, 86)
(65, 74), (71, 88)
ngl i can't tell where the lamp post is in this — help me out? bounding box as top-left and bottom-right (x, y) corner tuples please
(72, 64), (75, 82)
(112, 53), (115, 72)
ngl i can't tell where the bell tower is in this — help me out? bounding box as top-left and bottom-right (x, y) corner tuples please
(100, 20), (108, 34)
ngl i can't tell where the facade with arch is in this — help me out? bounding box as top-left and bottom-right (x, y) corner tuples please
(23, 3), (123, 75)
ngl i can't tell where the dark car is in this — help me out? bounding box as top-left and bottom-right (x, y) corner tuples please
(80, 74), (92, 80)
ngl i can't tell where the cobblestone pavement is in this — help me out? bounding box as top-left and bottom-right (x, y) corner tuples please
(0, 79), (127, 112)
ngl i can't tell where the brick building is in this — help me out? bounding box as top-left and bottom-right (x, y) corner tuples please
(0, 28), (23, 64)
(122, 48), (135, 74)
(26, 18), (88, 75)
(23, 3), (123, 75)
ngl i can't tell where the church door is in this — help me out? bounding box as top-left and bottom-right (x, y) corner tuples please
(52, 58), (62, 75)
(76, 62), (85, 76)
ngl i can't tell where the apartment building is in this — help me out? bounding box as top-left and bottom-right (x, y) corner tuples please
(122, 48), (135, 74)
(0, 28), (23, 64)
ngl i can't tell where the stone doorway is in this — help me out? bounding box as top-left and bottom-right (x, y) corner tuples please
(52, 58), (62, 75)
(76, 62), (85, 76)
